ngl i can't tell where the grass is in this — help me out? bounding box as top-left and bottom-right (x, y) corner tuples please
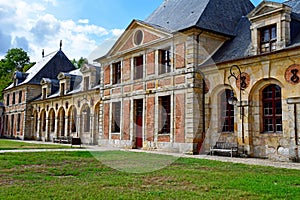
(0, 150), (299, 200)
(0, 139), (73, 150)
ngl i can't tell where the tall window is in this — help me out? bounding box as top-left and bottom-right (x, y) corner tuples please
(83, 107), (90, 132)
(221, 89), (234, 132)
(159, 48), (171, 74)
(113, 62), (121, 84)
(263, 84), (282, 133)
(60, 83), (65, 96)
(12, 92), (15, 105)
(159, 96), (171, 134)
(260, 25), (277, 53)
(42, 88), (47, 99)
(17, 114), (21, 132)
(6, 94), (10, 106)
(111, 102), (121, 133)
(19, 91), (22, 103)
(84, 77), (90, 91)
(134, 55), (143, 80)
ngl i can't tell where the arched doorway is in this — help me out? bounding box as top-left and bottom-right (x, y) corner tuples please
(93, 102), (100, 145)
(80, 104), (90, 144)
(40, 109), (46, 140)
(57, 107), (65, 137)
(48, 108), (55, 141)
(68, 106), (77, 137)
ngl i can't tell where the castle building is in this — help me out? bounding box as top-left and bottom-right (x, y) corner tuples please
(2, 0), (300, 161)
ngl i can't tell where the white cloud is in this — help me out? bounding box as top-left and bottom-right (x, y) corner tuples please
(0, 0), (119, 62)
(78, 19), (89, 24)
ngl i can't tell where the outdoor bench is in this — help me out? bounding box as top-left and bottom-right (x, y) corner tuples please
(53, 136), (72, 144)
(210, 142), (238, 157)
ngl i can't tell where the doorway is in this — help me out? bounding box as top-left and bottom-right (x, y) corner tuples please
(134, 99), (143, 149)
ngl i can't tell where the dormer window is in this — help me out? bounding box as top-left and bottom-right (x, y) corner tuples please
(84, 77), (90, 91)
(260, 25), (277, 53)
(60, 83), (65, 96)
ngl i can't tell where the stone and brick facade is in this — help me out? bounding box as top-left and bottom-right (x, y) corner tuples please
(2, 0), (300, 161)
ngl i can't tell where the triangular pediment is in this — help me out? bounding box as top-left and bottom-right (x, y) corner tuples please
(104, 20), (173, 58)
(248, 1), (291, 20)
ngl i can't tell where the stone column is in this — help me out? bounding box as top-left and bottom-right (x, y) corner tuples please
(65, 116), (69, 137)
(54, 117), (58, 137)
(45, 117), (49, 141)
(37, 117), (41, 140)
(90, 114), (94, 144)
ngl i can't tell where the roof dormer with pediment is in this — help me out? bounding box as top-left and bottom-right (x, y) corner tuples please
(248, 1), (293, 55)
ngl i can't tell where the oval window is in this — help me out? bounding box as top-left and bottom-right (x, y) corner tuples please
(134, 30), (143, 46)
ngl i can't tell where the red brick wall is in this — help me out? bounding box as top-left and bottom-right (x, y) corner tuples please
(122, 59), (131, 82)
(122, 100), (130, 140)
(146, 97), (155, 141)
(103, 103), (109, 139)
(143, 30), (160, 43)
(119, 35), (134, 52)
(104, 65), (110, 85)
(146, 51), (155, 75)
(158, 134), (170, 142)
(176, 43), (185, 69)
(175, 94), (185, 143)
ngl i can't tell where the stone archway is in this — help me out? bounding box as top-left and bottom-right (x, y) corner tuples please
(48, 108), (55, 140)
(93, 102), (100, 145)
(80, 103), (91, 144)
(67, 106), (77, 137)
(57, 107), (65, 137)
(40, 109), (46, 140)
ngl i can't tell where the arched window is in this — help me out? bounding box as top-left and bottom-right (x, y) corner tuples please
(221, 89), (234, 132)
(262, 84), (282, 133)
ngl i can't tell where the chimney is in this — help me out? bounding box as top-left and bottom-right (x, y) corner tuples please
(42, 49), (44, 58)
(60, 40), (62, 51)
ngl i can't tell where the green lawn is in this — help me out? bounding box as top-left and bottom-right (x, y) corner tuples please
(0, 150), (299, 200)
(0, 139), (73, 150)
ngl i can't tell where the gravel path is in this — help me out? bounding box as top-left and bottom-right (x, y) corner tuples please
(1, 140), (300, 170)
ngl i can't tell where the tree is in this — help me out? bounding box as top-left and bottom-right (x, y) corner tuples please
(71, 57), (88, 68)
(0, 48), (33, 100)
(5, 48), (30, 71)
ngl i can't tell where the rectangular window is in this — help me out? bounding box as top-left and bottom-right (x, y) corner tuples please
(159, 48), (171, 74)
(221, 90), (234, 132)
(60, 83), (65, 96)
(19, 91), (22, 103)
(111, 102), (121, 133)
(17, 113), (21, 132)
(42, 88), (47, 99)
(6, 94), (10, 106)
(260, 25), (277, 53)
(84, 77), (90, 91)
(12, 92), (15, 105)
(113, 62), (121, 84)
(134, 55), (143, 80)
(158, 96), (171, 134)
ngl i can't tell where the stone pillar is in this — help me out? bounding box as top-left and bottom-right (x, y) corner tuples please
(76, 116), (81, 138)
(65, 116), (69, 137)
(54, 117), (58, 137)
(90, 114), (94, 144)
(37, 117), (41, 140)
(45, 118), (49, 141)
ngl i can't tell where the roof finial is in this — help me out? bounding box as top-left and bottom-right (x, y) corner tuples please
(42, 49), (44, 58)
(60, 40), (62, 51)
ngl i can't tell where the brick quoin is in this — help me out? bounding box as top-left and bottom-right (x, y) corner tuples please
(146, 51), (155, 75)
(146, 96), (155, 141)
(176, 43), (185, 69)
(122, 100), (130, 140)
(104, 65), (110, 85)
(175, 93), (185, 143)
(122, 59), (131, 82)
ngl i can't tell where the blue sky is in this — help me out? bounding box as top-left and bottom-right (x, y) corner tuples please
(0, 0), (285, 63)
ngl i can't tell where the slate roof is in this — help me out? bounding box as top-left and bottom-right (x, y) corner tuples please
(5, 50), (76, 90)
(145, 0), (254, 36)
(203, 0), (300, 65)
